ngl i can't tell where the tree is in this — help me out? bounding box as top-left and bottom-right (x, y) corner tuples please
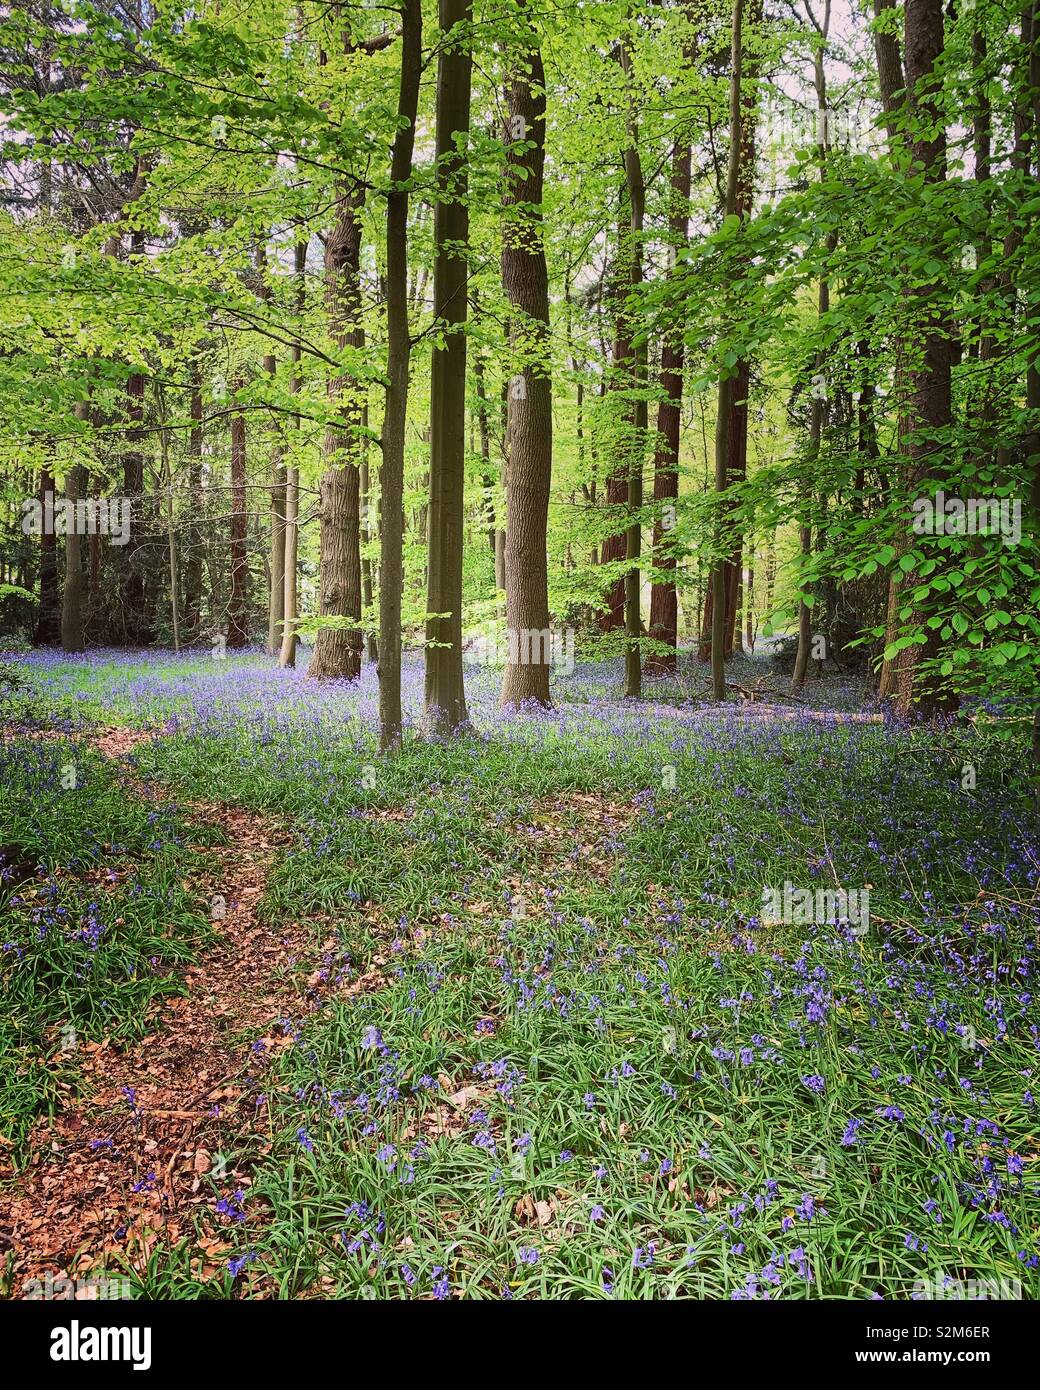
(890, 0), (954, 717)
(308, 174), (365, 682)
(710, 0), (746, 702)
(500, 0), (553, 710)
(60, 409), (87, 654)
(646, 138), (690, 675)
(33, 468), (60, 645)
(424, 0), (472, 736)
(379, 0), (423, 750)
(227, 388), (249, 649)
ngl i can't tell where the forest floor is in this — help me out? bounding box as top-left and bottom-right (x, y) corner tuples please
(0, 648), (1038, 1299)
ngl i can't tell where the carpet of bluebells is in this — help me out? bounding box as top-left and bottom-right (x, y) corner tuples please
(2, 647), (1038, 1300)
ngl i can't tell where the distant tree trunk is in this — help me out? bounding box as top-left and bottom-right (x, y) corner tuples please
(599, 197), (632, 636)
(745, 553), (755, 649)
(791, 512), (813, 690)
(116, 229), (151, 648)
(279, 238), (307, 670)
(61, 432), (85, 654)
(182, 371), (204, 638)
(227, 390), (249, 648)
(279, 466), (299, 669)
(87, 468), (102, 622)
(360, 425), (377, 663)
(160, 411), (180, 652)
(379, 0), (422, 750)
(309, 176), (365, 681)
(720, 0), (761, 664)
(121, 367), (151, 647)
(34, 467), (61, 644)
(253, 240), (287, 658)
(722, 357), (750, 659)
(500, 2), (553, 710)
(794, 26), (834, 693)
(598, 469), (628, 630)
(471, 310), (498, 582)
(267, 445), (286, 656)
(646, 140), (690, 676)
(424, 0), (472, 735)
(711, 0), (746, 701)
(265, 344), (286, 657)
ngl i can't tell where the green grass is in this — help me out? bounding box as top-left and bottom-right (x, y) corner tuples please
(3, 652), (1038, 1300)
(0, 734), (218, 1160)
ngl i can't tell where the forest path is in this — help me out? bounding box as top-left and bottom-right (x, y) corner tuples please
(5, 726), (319, 1293)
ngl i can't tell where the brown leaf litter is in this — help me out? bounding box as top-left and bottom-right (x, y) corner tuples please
(0, 726), (327, 1296)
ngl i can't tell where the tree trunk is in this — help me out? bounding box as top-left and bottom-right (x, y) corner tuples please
(873, 0), (906, 128)
(360, 427), (377, 663)
(309, 177), (365, 681)
(471, 307), (498, 582)
(711, 0), (746, 701)
(500, 2), (553, 710)
(874, 0), (907, 698)
(265, 343), (286, 657)
(794, 27), (834, 693)
(745, 553), (755, 649)
(121, 365), (151, 647)
(378, 0), (422, 750)
(61, 438), (85, 654)
(161, 414), (180, 652)
(279, 466), (299, 669)
(722, 357), (750, 658)
(227, 390), (249, 648)
(646, 144), (690, 675)
(720, 0), (761, 666)
(893, 0), (954, 717)
(267, 446), (286, 656)
(182, 373), (204, 638)
(278, 238), (307, 670)
(424, 0), (472, 735)
(34, 468), (61, 644)
(598, 194), (634, 639)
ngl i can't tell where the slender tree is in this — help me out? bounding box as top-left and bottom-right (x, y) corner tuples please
(279, 465), (299, 670)
(424, 0), (472, 735)
(60, 410), (86, 654)
(227, 385), (249, 648)
(33, 467), (60, 644)
(710, 0), (746, 701)
(646, 139), (690, 674)
(182, 367), (204, 638)
(793, 0), (833, 693)
(379, 0), (422, 750)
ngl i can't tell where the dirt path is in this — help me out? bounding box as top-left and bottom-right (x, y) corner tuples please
(2, 727), (318, 1295)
